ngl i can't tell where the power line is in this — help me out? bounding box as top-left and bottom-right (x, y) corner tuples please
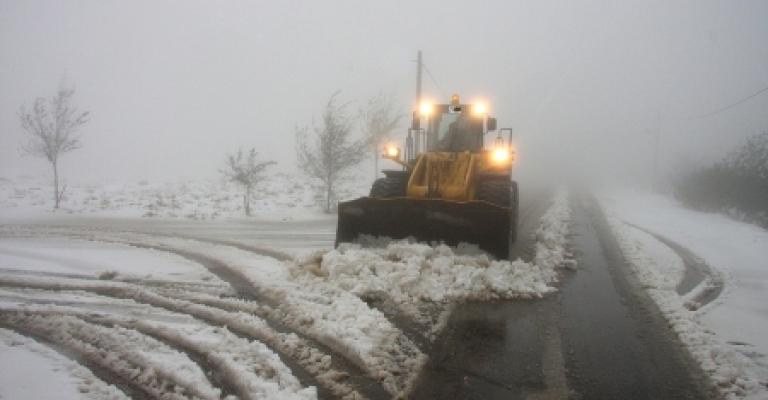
(690, 83), (768, 119)
(421, 62), (446, 98)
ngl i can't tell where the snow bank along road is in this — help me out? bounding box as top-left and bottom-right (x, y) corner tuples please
(1, 186), (762, 399)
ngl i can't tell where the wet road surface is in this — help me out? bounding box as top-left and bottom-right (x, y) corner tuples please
(409, 195), (714, 399)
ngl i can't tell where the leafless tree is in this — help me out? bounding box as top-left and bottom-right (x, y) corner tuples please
(19, 85), (90, 209)
(361, 92), (404, 179)
(296, 92), (367, 213)
(221, 148), (275, 216)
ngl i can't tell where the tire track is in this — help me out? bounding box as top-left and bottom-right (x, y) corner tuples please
(93, 238), (385, 400)
(1, 229), (368, 398)
(1, 226), (417, 399)
(0, 311), (201, 400)
(0, 277), (368, 400)
(624, 223), (724, 310)
(81, 315), (239, 399)
(156, 287), (386, 400)
(170, 234), (294, 262)
(2, 308), (234, 398)
(0, 321), (146, 400)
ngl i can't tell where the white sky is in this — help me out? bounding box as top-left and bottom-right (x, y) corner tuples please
(1, 0), (767, 185)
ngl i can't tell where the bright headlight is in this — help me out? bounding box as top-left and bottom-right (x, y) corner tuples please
(492, 147), (510, 163)
(419, 102), (433, 116)
(473, 103), (488, 115)
(385, 145), (399, 158)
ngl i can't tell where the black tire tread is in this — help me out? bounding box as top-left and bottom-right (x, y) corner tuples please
(477, 180), (512, 207)
(370, 177), (407, 198)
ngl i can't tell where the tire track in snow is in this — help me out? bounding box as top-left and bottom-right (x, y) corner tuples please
(0, 278), (369, 400)
(0, 322), (144, 399)
(359, 293), (432, 352)
(81, 315), (239, 399)
(199, 236), (435, 354)
(170, 234), (294, 262)
(157, 288), (386, 400)
(624, 223), (724, 309)
(88, 238), (383, 399)
(1, 308), (232, 399)
(1, 230), (364, 397)
(0, 266), (232, 294)
(0, 312), (167, 400)
(1, 227), (418, 398)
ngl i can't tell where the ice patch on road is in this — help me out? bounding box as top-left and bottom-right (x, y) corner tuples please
(294, 190), (573, 304)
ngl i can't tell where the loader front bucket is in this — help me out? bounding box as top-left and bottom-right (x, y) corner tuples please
(336, 197), (513, 260)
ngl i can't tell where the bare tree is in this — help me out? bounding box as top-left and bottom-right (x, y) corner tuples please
(296, 93), (367, 213)
(19, 85), (90, 209)
(221, 148), (275, 216)
(361, 92), (404, 179)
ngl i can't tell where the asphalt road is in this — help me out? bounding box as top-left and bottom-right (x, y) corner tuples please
(408, 193), (714, 400)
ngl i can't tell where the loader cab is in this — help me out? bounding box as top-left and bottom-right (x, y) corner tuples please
(402, 94), (503, 163)
(426, 106), (485, 152)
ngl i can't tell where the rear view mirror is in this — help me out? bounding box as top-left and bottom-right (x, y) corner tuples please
(486, 117), (497, 132)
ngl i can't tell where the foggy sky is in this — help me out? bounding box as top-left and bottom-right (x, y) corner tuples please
(1, 0), (767, 186)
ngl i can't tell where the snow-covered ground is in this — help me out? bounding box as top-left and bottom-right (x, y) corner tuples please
(0, 172), (367, 221)
(601, 188), (768, 400)
(0, 183), (574, 399)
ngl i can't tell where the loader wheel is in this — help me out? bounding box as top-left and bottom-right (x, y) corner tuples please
(510, 181), (519, 243)
(478, 180), (519, 244)
(477, 180), (512, 207)
(370, 177), (407, 198)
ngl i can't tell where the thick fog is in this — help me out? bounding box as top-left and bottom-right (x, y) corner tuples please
(1, 0), (767, 188)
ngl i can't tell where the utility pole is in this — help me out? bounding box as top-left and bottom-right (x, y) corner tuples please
(406, 50), (423, 162)
(416, 50), (423, 108)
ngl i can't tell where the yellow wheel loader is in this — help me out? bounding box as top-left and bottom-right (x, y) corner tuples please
(336, 94), (518, 259)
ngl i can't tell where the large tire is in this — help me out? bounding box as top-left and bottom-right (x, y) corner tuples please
(510, 181), (519, 243)
(370, 176), (407, 198)
(478, 180), (519, 244)
(477, 180), (512, 207)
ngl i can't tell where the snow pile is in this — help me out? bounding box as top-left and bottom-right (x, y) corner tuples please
(602, 195), (768, 400)
(296, 190), (573, 304)
(307, 242), (550, 302)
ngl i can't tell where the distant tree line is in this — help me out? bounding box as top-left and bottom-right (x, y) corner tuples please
(675, 131), (768, 228)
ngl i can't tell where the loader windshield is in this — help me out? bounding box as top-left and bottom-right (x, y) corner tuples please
(431, 112), (483, 152)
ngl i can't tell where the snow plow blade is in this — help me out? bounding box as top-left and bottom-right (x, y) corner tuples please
(336, 197), (512, 260)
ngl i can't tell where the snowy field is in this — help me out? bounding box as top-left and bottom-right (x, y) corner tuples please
(0, 172), (367, 221)
(601, 189), (768, 400)
(0, 178), (573, 399)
